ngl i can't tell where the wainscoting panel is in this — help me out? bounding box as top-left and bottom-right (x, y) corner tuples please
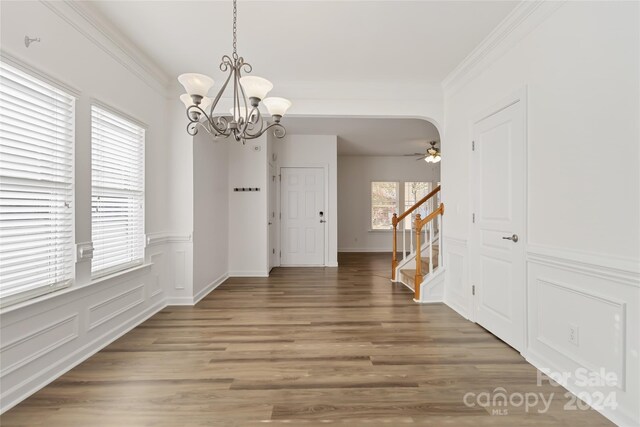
(87, 283), (146, 331)
(0, 237), (184, 414)
(443, 236), (470, 319)
(526, 248), (639, 426)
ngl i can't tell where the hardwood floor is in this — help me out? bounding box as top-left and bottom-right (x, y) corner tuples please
(1, 253), (612, 426)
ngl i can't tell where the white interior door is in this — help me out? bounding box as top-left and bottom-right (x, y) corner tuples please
(281, 167), (325, 266)
(471, 98), (526, 352)
(268, 163), (278, 270)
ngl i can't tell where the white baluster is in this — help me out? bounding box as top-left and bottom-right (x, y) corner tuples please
(402, 217), (406, 261)
(437, 213), (442, 270)
(428, 220), (434, 276)
(410, 215), (414, 254)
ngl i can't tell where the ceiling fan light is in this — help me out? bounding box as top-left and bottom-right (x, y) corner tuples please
(240, 76), (273, 101)
(425, 156), (433, 163)
(178, 73), (215, 97)
(263, 97), (292, 117)
(433, 155), (441, 163)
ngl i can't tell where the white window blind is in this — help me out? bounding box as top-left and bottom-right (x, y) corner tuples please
(91, 105), (144, 277)
(0, 61), (75, 306)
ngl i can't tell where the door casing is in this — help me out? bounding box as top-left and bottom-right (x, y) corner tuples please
(279, 166), (329, 266)
(469, 87), (528, 353)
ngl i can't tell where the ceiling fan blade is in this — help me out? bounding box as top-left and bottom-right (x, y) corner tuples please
(403, 153), (423, 156)
(415, 155), (427, 161)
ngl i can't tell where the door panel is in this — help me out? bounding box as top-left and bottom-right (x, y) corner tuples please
(471, 99), (525, 351)
(281, 167), (325, 266)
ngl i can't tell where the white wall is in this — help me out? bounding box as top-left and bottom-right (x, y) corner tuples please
(192, 135), (229, 300)
(0, 0), (186, 413)
(338, 156), (440, 252)
(441, 2), (639, 425)
(227, 136), (269, 276)
(275, 134), (338, 267)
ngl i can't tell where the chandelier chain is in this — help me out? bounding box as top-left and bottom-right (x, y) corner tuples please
(232, 0), (238, 59)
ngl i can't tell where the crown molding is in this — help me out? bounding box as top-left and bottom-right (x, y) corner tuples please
(40, 1), (171, 96)
(442, 0), (566, 97)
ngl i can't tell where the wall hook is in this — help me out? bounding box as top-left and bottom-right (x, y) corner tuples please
(25, 36), (41, 48)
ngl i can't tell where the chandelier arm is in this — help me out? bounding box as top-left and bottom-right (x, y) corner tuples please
(242, 107), (265, 138)
(214, 115), (231, 137)
(243, 121), (286, 140)
(204, 65), (236, 136)
(186, 104), (226, 137)
(187, 121), (199, 136)
(237, 69), (254, 137)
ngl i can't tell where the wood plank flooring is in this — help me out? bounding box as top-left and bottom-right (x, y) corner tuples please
(1, 253), (612, 426)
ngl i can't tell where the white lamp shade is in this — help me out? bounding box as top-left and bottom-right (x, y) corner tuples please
(178, 73), (214, 97)
(180, 94), (192, 109)
(432, 155), (441, 163)
(239, 76), (273, 100)
(200, 96), (212, 112)
(425, 156), (433, 163)
(263, 97), (292, 117)
(180, 94), (212, 112)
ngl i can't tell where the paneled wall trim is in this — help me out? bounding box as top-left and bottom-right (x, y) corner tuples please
(146, 232), (192, 247)
(442, 236), (470, 320)
(0, 233), (210, 414)
(527, 243), (640, 287)
(525, 245), (639, 426)
(442, 239), (639, 425)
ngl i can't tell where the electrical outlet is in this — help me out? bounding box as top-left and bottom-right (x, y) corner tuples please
(568, 324), (579, 346)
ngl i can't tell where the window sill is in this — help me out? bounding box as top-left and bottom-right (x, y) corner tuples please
(0, 263), (153, 315)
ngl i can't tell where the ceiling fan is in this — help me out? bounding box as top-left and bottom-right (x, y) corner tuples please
(405, 141), (441, 163)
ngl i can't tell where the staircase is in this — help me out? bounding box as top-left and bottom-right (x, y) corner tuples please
(391, 186), (445, 302)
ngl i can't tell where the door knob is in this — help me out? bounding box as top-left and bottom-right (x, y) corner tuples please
(320, 219), (327, 223)
(502, 234), (519, 243)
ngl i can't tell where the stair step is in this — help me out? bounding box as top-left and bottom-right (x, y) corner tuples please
(399, 269), (416, 290)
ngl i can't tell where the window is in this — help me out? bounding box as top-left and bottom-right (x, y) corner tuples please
(371, 181), (399, 230)
(0, 61), (75, 306)
(91, 105), (144, 277)
(403, 182), (433, 230)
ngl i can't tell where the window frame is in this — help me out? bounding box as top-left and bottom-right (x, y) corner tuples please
(402, 181), (434, 230)
(90, 101), (146, 279)
(0, 57), (78, 307)
(370, 181), (400, 231)
(369, 180), (441, 232)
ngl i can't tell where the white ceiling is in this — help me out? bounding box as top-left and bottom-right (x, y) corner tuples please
(86, 1), (518, 89)
(283, 117), (439, 156)
(84, 1), (516, 155)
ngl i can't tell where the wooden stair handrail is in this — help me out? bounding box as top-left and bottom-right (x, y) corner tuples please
(391, 185), (441, 281)
(395, 185), (440, 223)
(414, 202), (445, 300)
(416, 203), (445, 229)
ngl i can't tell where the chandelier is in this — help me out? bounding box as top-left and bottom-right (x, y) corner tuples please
(177, 0), (291, 143)
(424, 141), (441, 163)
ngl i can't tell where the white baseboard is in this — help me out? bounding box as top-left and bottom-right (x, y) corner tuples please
(338, 248), (393, 253)
(228, 271), (269, 277)
(164, 296), (195, 306)
(0, 300), (166, 414)
(193, 273), (229, 305)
